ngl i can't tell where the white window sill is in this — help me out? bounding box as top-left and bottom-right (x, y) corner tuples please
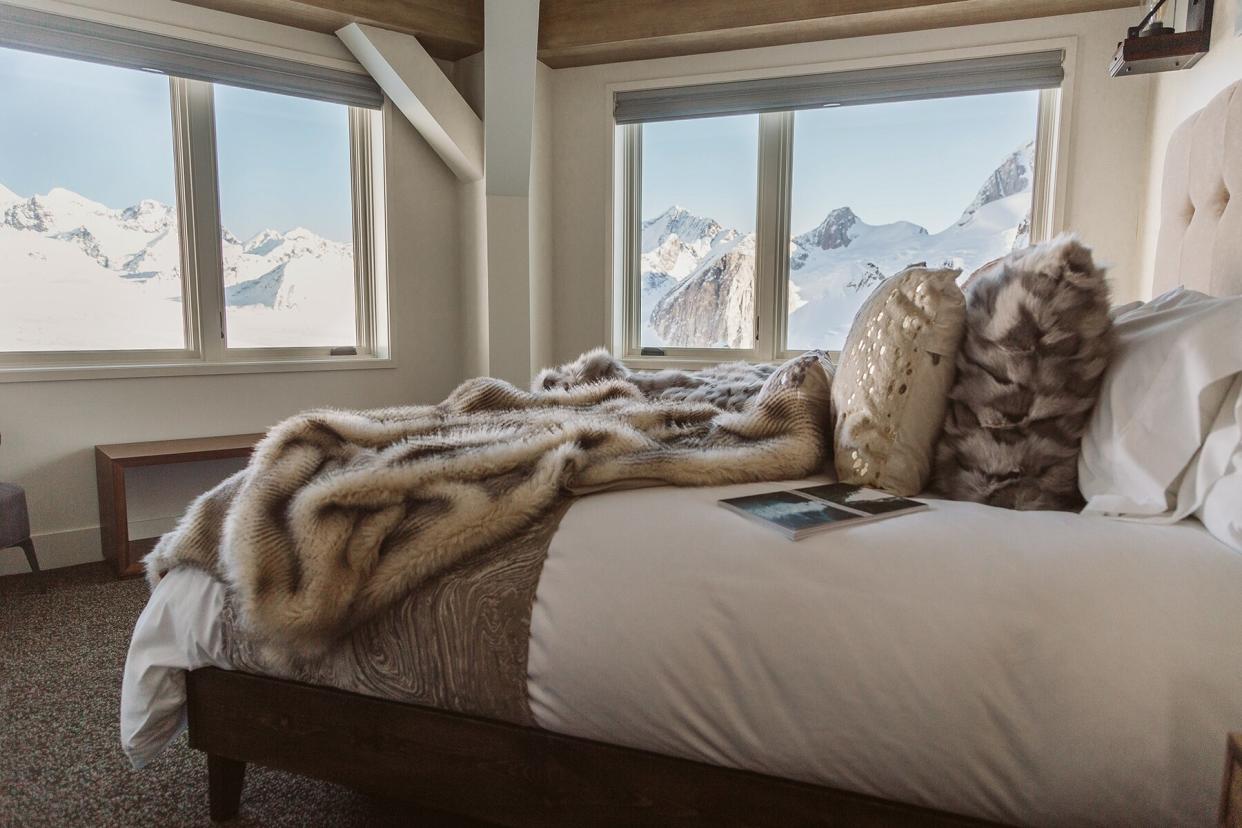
(0, 355), (395, 384)
(619, 350), (837, 372)
(620, 356), (746, 371)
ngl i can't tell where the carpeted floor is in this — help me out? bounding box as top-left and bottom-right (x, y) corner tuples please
(0, 564), (487, 827)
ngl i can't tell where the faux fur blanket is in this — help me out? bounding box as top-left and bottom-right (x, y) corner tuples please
(148, 349), (829, 651)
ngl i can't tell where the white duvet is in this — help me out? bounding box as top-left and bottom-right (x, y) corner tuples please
(123, 477), (1242, 826)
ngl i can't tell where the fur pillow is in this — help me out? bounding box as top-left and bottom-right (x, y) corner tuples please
(932, 235), (1115, 510)
(832, 265), (966, 496)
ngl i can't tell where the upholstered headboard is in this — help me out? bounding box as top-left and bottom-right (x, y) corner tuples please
(1153, 80), (1242, 297)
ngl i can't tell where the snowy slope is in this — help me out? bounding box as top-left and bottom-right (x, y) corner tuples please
(0, 183), (353, 351)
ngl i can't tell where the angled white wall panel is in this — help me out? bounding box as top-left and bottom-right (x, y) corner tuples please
(337, 22), (483, 181)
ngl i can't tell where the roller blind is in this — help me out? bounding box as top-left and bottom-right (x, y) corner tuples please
(614, 50), (1064, 124)
(0, 4), (384, 109)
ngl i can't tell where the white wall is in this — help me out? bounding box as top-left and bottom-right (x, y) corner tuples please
(548, 7), (1156, 363)
(1138, 0), (1242, 296)
(449, 49), (556, 382)
(0, 14), (466, 574)
(451, 53), (491, 378)
(530, 60), (556, 372)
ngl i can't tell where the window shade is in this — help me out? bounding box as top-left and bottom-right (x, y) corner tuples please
(614, 51), (1064, 124)
(0, 5), (384, 109)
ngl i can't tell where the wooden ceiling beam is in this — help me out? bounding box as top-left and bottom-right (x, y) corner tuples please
(536, 0), (1136, 68)
(177, 0), (484, 61)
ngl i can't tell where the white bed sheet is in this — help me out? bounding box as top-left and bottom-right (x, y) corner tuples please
(528, 477), (1242, 827)
(120, 567), (229, 769)
(121, 478), (1242, 825)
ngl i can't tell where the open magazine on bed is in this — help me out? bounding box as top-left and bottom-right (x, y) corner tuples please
(718, 483), (928, 540)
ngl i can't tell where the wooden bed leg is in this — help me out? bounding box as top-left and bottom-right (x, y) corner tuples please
(207, 754), (246, 822)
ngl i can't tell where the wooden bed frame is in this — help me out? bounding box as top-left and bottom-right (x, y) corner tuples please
(186, 667), (999, 826)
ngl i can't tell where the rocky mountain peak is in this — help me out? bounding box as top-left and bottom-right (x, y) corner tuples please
(957, 140), (1035, 227)
(805, 207), (859, 250)
(642, 205), (724, 248)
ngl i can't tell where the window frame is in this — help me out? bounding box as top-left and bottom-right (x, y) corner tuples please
(616, 65), (1064, 367)
(0, 61), (389, 381)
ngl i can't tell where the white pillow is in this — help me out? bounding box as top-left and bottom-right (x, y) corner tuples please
(1199, 464), (1242, 552)
(1191, 377), (1242, 551)
(1079, 288), (1242, 519)
(832, 265), (965, 496)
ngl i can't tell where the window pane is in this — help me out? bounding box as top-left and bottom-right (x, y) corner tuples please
(214, 85), (356, 348)
(0, 47), (184, 352)
(786, 91), (1040, 351)
(639, 114), (758, 349)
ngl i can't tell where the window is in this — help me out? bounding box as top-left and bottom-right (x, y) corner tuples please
(639, 114), (759, 350)
(0, 48), (185, 352)
(617, 52), (1061, 362)
(0, 7), (385, 373)
(214, 85), (360, 349)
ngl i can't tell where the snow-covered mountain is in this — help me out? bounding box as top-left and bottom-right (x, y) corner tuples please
(642, 141), (1035, 350)
(0, 184), (353, 351)
(638, 206), (743, 343)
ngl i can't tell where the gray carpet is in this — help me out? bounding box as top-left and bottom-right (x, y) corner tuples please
(0, 564), (487, 827)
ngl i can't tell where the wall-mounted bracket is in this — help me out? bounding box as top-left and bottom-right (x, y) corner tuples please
(1110, 0), (1215, 76)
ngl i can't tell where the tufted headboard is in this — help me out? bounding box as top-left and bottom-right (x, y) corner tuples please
(1153, 80), (1242, 297)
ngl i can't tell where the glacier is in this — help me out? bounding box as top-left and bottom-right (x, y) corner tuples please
(0, 184), (354, 352)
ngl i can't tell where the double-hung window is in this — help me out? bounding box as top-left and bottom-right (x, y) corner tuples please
(616, 51), (1064, 362)
(0, 6), (387, 373)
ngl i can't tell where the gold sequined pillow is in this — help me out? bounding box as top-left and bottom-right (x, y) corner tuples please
(831, 266), (966, 496)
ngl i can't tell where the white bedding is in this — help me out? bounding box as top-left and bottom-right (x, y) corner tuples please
(122, 477), (1242, 825)
(120, 566), (228, 769)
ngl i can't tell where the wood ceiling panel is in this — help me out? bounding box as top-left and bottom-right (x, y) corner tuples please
(536, 0), (1136, 68)
(177, 0), (483, 61)
(177, 0), (1136, 67)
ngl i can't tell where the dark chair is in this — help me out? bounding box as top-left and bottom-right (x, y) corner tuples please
(0, 482), (39, 572)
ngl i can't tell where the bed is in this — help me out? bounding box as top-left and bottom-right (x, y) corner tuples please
(121, 81), (1242, 826)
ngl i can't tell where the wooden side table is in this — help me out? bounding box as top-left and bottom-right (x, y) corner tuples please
(1222, 733), (1242, 827)
(95, 433), (263, 577)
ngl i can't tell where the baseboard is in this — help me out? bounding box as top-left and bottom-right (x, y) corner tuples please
(0, 515), (182, 576)
(0, 526), (101, 576)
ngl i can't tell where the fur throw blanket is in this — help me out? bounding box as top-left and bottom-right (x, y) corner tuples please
(533, 349), (780, 412)
(148, 350), (829, 650)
